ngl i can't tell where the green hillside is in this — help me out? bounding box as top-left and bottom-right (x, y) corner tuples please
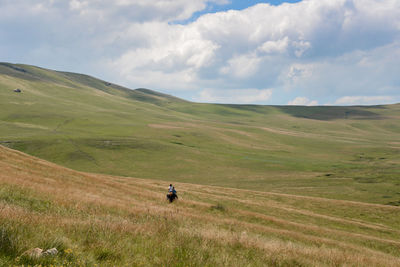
(1, 62), (400, 205)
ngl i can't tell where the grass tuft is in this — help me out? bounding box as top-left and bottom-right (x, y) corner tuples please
(0, 226), (19, 257)
(210, 203), (226, 212)
(95, 248), (122, 262)
(0, 185), (53, 213)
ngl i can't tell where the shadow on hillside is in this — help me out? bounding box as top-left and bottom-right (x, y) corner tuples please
(0, 63), (38, 81)
(274, 106), (386, 121)
(224, 104), (272, 114)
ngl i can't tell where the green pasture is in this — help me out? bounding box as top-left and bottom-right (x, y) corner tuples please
(1, 62), (399, 205)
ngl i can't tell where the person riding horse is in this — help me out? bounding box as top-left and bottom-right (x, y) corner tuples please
(167, 184), (178, 203)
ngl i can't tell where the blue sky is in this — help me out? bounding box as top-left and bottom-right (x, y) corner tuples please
(176, 0), (302, 24)
(0, 0), (399, 105)
(206, 0), (303, 12)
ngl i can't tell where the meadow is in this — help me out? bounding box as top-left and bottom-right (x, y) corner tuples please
(0, 63), (400, 266)
(1, 145), (400, 266)
(0, 63), (399, 205)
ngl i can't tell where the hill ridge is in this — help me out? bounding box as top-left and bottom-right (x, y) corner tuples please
(0, 62), (187, 105)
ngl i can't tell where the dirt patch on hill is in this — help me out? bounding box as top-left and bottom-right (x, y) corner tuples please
(148, 124), (183, 129)
(259, 127), (307, 137)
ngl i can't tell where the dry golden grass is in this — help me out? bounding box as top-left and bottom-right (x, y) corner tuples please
(1, 145), (400, 266)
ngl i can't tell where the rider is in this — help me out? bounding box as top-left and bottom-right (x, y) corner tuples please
(167, 184), (178, 202)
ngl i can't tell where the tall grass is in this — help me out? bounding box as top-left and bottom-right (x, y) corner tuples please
(0, 146), (399, 266)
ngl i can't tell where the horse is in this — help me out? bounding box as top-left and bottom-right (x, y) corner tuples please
(166, 192), (178, 203)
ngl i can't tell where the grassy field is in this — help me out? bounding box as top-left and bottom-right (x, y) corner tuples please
(1, 63), (399, 206)
(1, 145), (400, 266)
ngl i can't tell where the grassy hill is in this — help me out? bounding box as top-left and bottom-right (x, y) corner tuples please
(1, 145), (400, 266)
(0, 62), (400, 206)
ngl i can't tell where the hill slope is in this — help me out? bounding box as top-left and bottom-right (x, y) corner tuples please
(1, 63), (400, 205)
(1, 145), (400, 266)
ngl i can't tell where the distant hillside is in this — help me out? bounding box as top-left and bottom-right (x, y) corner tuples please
(1, 145), (399, 266)
(1, 62), (400, 206)
(0, 62), (185, 106)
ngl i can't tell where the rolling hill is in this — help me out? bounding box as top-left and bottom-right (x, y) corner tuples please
(1, 145), (399, 266)
(0, 62), (400, 206)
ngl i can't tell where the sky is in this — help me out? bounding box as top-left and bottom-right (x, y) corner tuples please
(0, 0), (399, 106)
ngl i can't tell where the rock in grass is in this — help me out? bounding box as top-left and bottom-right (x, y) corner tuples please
(21, 248), (43, 258)
(21, 247), (58, 258)
(43, 248), (58, 256)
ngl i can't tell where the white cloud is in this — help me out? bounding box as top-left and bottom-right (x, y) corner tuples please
(288, 97), (318, 106)
(334, 96), (396, 105)
(0, 0), (226, 23)
(69, 0), (88, 11)
(110, 0), (400, 98)
(286, 64), (313, 82)
(292, 40), (311, 57)
(258, 37), (289, 54)
(280, 42), (400, 98)
(220, 52), (261, 78)
(196, 88), (273, 104)
(114, 24), (220, 71)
